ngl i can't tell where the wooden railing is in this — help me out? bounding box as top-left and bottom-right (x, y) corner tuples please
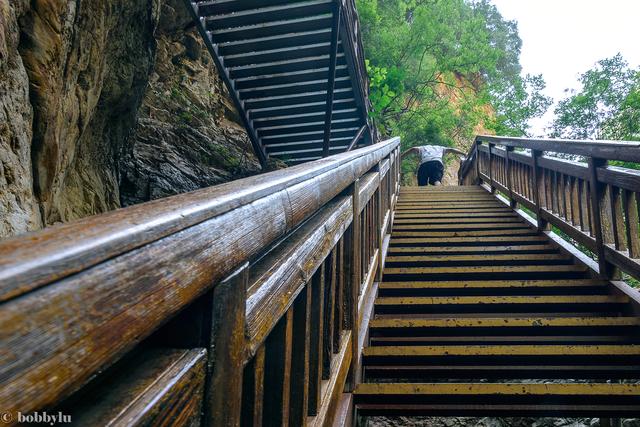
(0, 137), (400, 426)
(459, 135), (640, 282)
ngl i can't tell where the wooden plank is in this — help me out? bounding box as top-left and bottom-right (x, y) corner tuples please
(384, 265), (587, 275)
(378, 279), (606, 289)
(391, 229), (536, 237)
(389, 235), (548, 244)
(392, 223), (528, 230)
(393, 217), (520, 224)
(374, 295), (627, 306)
(355, 382), (640, 395)
(369, 317), (640, 329)
(387, 244), (556, 254)
(363, 344), (640, 357)
(385, 254), (570, 263)
(69, 349), (207, 427)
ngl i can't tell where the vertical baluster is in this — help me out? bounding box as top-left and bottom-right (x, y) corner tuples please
(323, 250), (336, 378)
(289, 281), (311, 426)
(241, 346), (265, 427)
(308, 265), (325, 415)
(610, 186), (627, 252)
(263, 309), (293, 426)
(334, 239), (345, 350)
(601, 185), (616, 247)
(584, 181), (595, 234)
(623, 190), (640, 258)
(571, 177), (580, 228)
(559, 174), (567, 220)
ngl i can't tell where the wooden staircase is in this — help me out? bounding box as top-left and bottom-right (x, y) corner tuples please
(185, 0), (372, 167)
(354, 186), (640, 418)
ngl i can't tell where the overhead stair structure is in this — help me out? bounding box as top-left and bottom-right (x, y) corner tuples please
(186, 0), (373, 167)
(353, 186), (640, 418)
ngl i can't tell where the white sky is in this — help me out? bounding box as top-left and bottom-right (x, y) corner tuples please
(489, 0), (640, 137)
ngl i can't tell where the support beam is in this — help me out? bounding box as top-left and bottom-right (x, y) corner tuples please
(185, 1), (268, 169)
(346, 124), (368, 152)
(323, 3), (342, 157)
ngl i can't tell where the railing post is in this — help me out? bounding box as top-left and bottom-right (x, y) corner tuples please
(505, 146), (516, 208)
(474, 141), (481, 186)
(588, 157), (613, 278)
(531, 150), (548, 232)
(205, 263), (248, 427)
(346, 179), (361, 390)
(488, 143), (496, 193)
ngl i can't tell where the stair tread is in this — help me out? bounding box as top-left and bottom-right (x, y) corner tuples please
(354, 382), (640, 395)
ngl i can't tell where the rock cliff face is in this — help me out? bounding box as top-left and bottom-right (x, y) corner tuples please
(0, 0), (259, 239)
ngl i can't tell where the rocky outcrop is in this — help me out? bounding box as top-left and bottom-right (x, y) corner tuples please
(119, 0), (260, 206)
(0, 0), (260, 239)
(0, 0), (41, 236)
(19, 0), (161, 225)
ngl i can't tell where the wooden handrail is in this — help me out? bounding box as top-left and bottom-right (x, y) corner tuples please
(0, 137), (401, 425)
(459, 135), (640, 282)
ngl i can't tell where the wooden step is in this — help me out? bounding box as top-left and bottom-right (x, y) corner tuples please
(353, 383), (640, 417)
(385, 254), (572, 263)
(383, 265), (588, 275)
(369, 316), (640, 329)
(375, 295), (627, 307)
(363, 344), (640, 357)
(386, 244), (557, 254)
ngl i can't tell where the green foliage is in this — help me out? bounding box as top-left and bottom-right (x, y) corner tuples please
(551, 54), (640, 141)
(357, 0), (551, 155)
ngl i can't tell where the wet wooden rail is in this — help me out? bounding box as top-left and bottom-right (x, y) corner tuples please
(0, 137), (400, 426)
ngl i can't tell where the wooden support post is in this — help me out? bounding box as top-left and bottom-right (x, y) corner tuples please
(531, 149), (547, 232)
(346, 179), (362, 390)
(308, 264), (325, 415)
(322, 3), (342, 157)
(474, 142), (481, 185)
(241, 346), (265, 427)
(205, 263), (248, 427)
(588, 157), (611, 278)
(488, 143), (496, 193)
(505, 146), (516, 208)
